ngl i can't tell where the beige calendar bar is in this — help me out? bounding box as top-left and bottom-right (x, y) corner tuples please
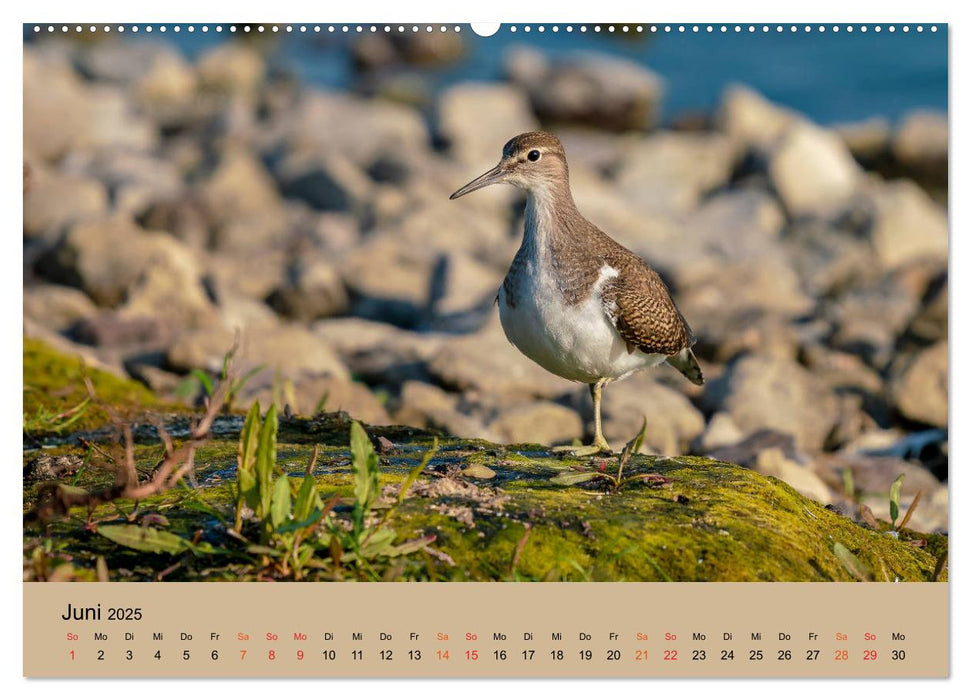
(24, 582), (948, 678)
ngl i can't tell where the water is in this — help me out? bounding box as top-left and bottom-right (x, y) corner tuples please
(24, 23), (947, 125)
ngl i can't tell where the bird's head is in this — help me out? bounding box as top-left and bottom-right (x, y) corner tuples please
(449, 131), (569, 200)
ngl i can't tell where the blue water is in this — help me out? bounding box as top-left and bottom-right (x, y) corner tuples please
(26, 23), (948, 125)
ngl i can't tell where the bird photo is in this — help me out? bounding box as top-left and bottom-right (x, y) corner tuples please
(451, 131), (703, 455)
(22, 23), (947, 584)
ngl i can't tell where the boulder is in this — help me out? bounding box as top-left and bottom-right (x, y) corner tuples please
(23, 170), (108, 240)
(197, 43), (266, 96)
(505, 47), (663, 132)
(489, 401), (584, 446)
(892, 110), (947, 177)
(167, 323), (348, 380)
(615, 132), (736, 215)
(265, 252), (349, 322)
(703, 355), (840, 452)
(768, 122), (863, 218)
(865, 179), (947, 270)
(890, 341), (947, 428)
(22, 283), (98, 333)
(717, 85), (801, 154)
(242, 374), (391, 425)
(393, 380), (496, 441)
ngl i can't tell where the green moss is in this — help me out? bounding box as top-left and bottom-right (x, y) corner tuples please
(23, 414), (946, 582)
(23, 337), (159, 434)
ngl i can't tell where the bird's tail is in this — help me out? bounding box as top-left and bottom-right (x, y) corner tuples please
(667, 348), (704, 385)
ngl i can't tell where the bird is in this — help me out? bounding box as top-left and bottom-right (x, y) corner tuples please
(449, 131), (703, 456)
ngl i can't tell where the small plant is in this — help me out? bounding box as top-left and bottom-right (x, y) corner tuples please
(889, 473), (922, 533)
(180, 347), (263, 413)
(23, 397), (90, 436)
(551, 418), (672, 493)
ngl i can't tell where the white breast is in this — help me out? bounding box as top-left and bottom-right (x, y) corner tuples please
(498, 262), (665, 384)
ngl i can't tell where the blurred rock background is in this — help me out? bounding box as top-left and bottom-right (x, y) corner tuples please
(23, 26), (948, 531)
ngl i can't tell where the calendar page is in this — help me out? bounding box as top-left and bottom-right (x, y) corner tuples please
(21, 17), (949, 680)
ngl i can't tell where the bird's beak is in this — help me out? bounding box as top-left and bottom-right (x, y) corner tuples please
(449, 163), (505, 200)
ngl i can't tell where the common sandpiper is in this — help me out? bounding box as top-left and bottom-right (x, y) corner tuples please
(450, 131), (704, 456)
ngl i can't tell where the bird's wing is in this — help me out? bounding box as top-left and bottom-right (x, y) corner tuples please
(600, 256), (695, 357)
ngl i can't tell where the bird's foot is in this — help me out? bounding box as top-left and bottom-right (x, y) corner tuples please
(551, 438), (612, 457)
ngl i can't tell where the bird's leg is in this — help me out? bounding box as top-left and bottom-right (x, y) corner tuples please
(590, 378), (611, 453)
(552, 378), (612, 456)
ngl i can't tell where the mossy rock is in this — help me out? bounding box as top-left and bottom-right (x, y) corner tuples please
(23, 337), (160, 435)
(23, 413), (945, 583)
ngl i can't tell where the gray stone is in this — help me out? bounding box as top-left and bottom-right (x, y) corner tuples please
(197, 43), (266, 96)
(865, 179), (947, 270)
(489, 401), (583, 446)
(266, 255), (349, 322)
(23, 170), (108, 240)
(703, 355), (840, 452)
(167, 323), (348, 380)
(394, 381), (496, 441)
(505, 47), (663, 132)
(768, 121), (863, 218)
(615, 132), (736, 215)
(717, 85), (801, 154)
(23, 284), (98, 333)
(890, 341), (947, 428)
(893, 110), (947, 176)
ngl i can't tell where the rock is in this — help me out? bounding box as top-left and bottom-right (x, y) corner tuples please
(717, 85), (801, 154)
(694, 412), (742, 452)
(614, 132), (736, 215)
(677, 251), (814, 322)
(197, 43), (266, 96)
(834, 117), (891, 162)
(353, 31), (465, 71)
(24, 48), (92, 162)
(768, 121), (863, 218)
(133, 49), (199, 127)
(23, 170), (108, 240)
(827, 273), (921, 368)
(35, 215), (208, 310)
(200, 147), (285, 226)
(865, 179), (948, 270)
(754, 448), (834, 504)
(269, 90), (429, 166)
(893, 110), (947, 177)
(907, 278), (947, 344)
(706, 429), (806, 467)
(783, 221), (875, 297)
(23, 284), (98, 333)
(595, 374), (705, 455)
(313, 317), (446, 386)
(205, 249), (288, 301)
(276, 151), (373, 213)
(82, 86), (160, 153)
(437, 82), (538, 166)
(242, 374), (391, 425)
(489, 401), (583, 446)
(72, 151), (183, 218)
(460, 464), (496, 480)
(24, 454), (82, 484)
(167, 323), (348, 380)
(505, 47), (663, 132)
(393, 381), (496, 441)
(703, 355), (840, 452)
(677, 188), (785, 262)
(890, 341), (947, 428)
(266, 255), (349, 322)
(70, 312), (173, 348)
(426, 316), (570, 400)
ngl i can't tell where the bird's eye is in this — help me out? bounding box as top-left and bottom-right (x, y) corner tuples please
(527, 149), (541, 162)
